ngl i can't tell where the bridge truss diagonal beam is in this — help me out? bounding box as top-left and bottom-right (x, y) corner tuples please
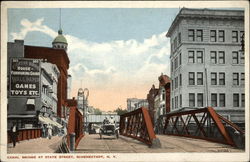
(119, 107), (159, 147)
(163, 107), (245, 148)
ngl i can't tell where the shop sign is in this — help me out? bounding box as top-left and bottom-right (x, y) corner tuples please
(10, 58), (41, 97)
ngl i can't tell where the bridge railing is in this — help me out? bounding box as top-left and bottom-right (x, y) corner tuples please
(8, 128), (42, 143)
(120, 107), (160, 147)
(67, 106), (84, 150)
(163, 107), (245, 148)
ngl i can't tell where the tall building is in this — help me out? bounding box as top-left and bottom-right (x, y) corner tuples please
(166, 8), (244, 124)
(7, 40), (62, 129)
(25, 29), (70, 118)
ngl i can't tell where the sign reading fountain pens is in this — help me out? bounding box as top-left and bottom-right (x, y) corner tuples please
(10, 58), (41, 97)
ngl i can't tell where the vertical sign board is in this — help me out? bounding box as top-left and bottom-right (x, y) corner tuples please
(10, 58), (41, 97)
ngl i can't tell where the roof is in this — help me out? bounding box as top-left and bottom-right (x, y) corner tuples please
(158, 74), (171, 86)
(166, 8), (244, 37)
(52, 29), (68, 44)
(24, 45), (70, 70)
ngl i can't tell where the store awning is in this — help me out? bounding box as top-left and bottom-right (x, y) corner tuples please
(27, 99), (35, 105)
(39, 116), (63, 128)
(8, 114), (36, 118)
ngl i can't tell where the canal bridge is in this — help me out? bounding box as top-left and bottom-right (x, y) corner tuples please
(58, 106), (245, 153)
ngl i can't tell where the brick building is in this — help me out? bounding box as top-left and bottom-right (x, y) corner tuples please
(147, 74), (171, 126)
(25, 29), (70, 118)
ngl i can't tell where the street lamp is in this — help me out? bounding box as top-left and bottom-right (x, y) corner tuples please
(83, 88), (89, 132)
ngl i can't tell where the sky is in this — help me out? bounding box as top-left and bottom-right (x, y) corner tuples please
(8, 8), (180, 111)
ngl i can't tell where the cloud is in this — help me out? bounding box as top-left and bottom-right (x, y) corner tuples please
(11, 18), (171, 110)
(11, 18), (57, 40)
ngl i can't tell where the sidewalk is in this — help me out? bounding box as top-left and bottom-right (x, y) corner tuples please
(7, 136), (63, 154)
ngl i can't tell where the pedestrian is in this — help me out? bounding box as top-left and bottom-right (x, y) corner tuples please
(63, 126), (67, 135)
(47, 124), (52, 139)
(109, 116), (116, 125)
(41, 124), (46, 138)
(103, 117), (109, 125)
(10, 123), (18, 147)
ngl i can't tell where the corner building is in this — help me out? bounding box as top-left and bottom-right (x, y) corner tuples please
(166, 8), (244, 125)
(25, 29), (70, 118)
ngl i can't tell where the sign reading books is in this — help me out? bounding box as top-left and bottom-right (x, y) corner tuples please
(10, 58), (41, 97)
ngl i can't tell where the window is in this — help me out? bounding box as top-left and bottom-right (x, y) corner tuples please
(27, 104), (35, 111)
(189, 72), (195, 85)
(211, 51), (217, 64)
(197, 51), (203, 63)
(233, 73), (239, 85)
(172, 98), (174, 109)
(171, 80), (174, 90)
(174, 57), (178, 69)
(188, 29), (195, 41)
(211, 93), (217, 107)
(179, 74), (182, 86)
(162, 93), (166, 100)
(232, 51), (239, 64)
(241, 94), (245, 107)
(233, 94), (239, 107)
(241, 73), (245, 85)
(211, 73), (217, 85)
(189, 93), (195, 107)
(171, 61), (173, 72)
(210, 30), (216, 42)
(197, 72), (203, 85)
(197, 93), (203, 107)
(175, 96), (177, 109)
(197, 30), (203, 42)
(219, 73), (225, 85)
(219, 94), (225, 107)
(171, 43), (173, 54)
(240, 52), (244, 64)
(179, 53), (182, 65)
(232, 31), (238, 42)
(218, 51), (225, 64)
(178, 32), (181, 44)
(218, 30), (225, 42)
(188, 51), (195, 63)
(180, 94), (182, 107)
(176, 96), (178, 109)
(175, 77), (178, 89)
(174, 37), (177, 50)
(240, 31), (244, 39)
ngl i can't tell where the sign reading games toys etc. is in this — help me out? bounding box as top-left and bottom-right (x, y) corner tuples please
(10, 58), (41, 97)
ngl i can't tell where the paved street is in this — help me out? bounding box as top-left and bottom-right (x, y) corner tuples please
(7, 136), (63, 154)
(76, 134), (243, 153)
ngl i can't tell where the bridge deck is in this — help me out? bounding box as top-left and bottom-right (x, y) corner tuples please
(75, 134), (243, 153)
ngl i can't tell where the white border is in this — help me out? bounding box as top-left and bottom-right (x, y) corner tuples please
(1, 1), (249, 162)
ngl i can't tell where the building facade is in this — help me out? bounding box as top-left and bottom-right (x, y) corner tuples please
(41, 62), (60, 117)
(134, 99), (149, 110)
(24, 29), (70, 119)
(166, 8), (244, 124)
(127, 98), (148, 112)
(147, 85), (159, 124)
(7, 40), (62, 129)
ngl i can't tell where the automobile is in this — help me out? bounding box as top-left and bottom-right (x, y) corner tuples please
(99, 124), (119, 139)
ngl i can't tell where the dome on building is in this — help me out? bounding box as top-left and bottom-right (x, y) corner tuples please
(52, 29), (68, 51)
